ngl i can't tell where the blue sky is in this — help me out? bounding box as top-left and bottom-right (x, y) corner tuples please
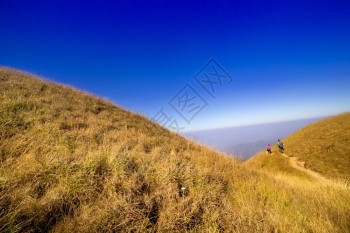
(1, 0), (349, 131)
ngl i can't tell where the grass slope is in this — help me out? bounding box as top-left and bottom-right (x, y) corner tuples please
(1, 68), (350, 232)
(283, 113), (350, 181)
(245, 151), (315, 181)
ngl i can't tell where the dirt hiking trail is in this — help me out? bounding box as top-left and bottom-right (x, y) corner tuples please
(280, 153), (328, 182)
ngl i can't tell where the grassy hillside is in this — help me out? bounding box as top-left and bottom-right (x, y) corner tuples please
(282, 113), (350, 181)
(1, 68), (350, 233)
(246, 114), (350, 181)
(245, 151), (315, 180)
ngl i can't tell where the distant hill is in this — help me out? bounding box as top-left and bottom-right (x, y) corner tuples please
(246, 113), (350, 181)
(0, 68), (349, 233)
(224, 140), (271, 160)
(283, 113), (350, 181)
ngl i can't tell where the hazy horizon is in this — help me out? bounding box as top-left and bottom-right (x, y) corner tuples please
(181, 115), (333, 132)
(182, 116), (327, 159)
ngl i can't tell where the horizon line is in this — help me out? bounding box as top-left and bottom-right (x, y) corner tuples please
(181, 114), (335, 133)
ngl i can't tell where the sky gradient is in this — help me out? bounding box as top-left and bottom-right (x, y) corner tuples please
(1, 0), (349, 131)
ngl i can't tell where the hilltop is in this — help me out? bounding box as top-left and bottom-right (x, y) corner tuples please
(0, 68), (349, 232)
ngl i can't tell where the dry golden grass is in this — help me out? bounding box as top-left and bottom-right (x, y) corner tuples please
(245, 151), (315, 181)
(283, 113), (350, 181)
(1, 67), (349, 232)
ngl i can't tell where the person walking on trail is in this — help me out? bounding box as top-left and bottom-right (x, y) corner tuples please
(266, 144), (272, 154)
(277, 139), (284, 153)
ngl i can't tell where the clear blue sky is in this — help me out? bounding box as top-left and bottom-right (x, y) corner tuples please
(1, 0), (349, 131)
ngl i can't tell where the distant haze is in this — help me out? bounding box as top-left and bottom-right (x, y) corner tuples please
(182, 117), (326, 160)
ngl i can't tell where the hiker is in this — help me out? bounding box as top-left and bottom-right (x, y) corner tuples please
(266, 144), (272, 154)
(277, 139), (284, 153)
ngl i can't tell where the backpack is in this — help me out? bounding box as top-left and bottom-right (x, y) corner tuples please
(278, 142), (284, 148)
